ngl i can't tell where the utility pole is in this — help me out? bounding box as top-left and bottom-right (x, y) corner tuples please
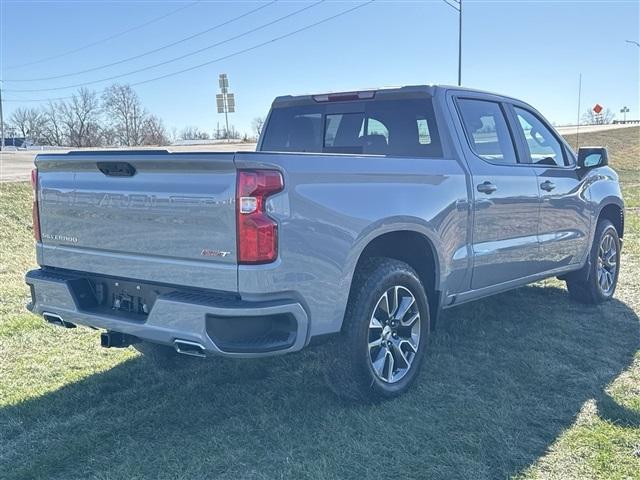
(442, 0), (462, 86)
(458, 0), (462, 86)
(216, 74), (235, 143)
(0, 84), (4, 152)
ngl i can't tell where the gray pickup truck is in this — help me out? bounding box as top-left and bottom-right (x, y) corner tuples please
(26, 85), (624, 400)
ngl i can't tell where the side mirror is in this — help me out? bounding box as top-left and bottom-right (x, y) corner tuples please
(577, 147), (608, 169)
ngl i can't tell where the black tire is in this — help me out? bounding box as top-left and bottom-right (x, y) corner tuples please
(324, 258), (431, 401)
(566, 219), (620, 304)
(133, 341), (190, 368)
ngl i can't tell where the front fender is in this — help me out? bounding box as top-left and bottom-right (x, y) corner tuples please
(583, 166), (624, 245)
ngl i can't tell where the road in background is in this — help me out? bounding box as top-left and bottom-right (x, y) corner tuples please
(554, 122), (639, 135)
(0, 142), (257, 182)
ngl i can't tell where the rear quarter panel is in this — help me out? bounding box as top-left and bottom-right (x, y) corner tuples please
(234, 152), (470, 337)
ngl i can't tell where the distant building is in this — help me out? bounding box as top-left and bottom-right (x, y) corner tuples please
(2, 137), (31, 148)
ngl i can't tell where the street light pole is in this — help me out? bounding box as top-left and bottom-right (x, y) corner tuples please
(620, 106), (630, 123)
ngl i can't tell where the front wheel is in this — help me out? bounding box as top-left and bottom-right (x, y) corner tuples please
(324, 258), (430, 401)
(566, 219), (621, 304)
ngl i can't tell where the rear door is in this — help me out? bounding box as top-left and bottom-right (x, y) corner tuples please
(509, 105), (591, 269)
(36, 151), (238, 292)
(454, 96), (542, 290)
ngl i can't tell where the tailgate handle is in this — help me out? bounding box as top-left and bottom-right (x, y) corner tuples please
(97, 162), (136, 177)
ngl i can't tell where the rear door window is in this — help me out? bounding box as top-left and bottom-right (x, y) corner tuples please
(261, 98), (442, 157)
(456, 98), (518, 164)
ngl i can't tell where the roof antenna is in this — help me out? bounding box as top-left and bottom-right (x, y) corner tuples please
(576, 73), (582, 151)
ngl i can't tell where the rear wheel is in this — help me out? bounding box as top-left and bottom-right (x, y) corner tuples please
(324, 258), (430, 401)
(566, 219), (620, 304)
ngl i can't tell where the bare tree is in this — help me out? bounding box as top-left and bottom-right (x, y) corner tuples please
(9, 107), (46, 143)
(169, 126), (179, 144)
(582, 108), (615, 125)
(219, 125), (239, 140)
(102, 84), (148, 146)
(9, 84), (169, 148)
(59, 88), (101, 147)
(41, 102), (66, 146)
(179, 126), (210, 140)
(251, 116), (265, 138)
(100, 126), (117, 147)
(141, 115), (168, 145)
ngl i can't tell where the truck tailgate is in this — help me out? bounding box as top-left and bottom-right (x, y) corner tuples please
(35, 151), (238, 292)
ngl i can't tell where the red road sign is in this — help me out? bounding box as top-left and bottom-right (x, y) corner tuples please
(593, 103), (603, 114)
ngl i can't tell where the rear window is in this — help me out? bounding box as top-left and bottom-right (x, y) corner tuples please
(261, 98), (442, 157)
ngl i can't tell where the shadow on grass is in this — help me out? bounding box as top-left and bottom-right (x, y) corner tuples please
(1, 286), (638, 479)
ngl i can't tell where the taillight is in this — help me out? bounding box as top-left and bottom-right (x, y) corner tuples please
(236, 170), (284, 264)
(31, 168), (41, 242)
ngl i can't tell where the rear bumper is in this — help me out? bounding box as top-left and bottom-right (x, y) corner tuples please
(26, 268), (309, 358)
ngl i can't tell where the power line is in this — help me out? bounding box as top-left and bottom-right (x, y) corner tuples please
(129, 0), (374, 88)
(3, 1), (202, 71)
(3, 1), (277, 83)
(3, 1), (325, 93)
(2, 0), (374, 103)
(442, 0), (460, 12)
(2, 95), (73, 103)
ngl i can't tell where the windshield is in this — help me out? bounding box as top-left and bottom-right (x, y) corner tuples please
(261, 98), (442, 158)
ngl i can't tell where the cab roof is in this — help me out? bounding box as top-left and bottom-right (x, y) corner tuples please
(271, 84), (521, 107)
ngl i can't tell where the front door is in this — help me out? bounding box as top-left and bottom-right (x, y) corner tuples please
(510, 106), (591, 270)
(455, 97), (542, 290)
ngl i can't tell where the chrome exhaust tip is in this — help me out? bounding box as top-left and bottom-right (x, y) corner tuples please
(43, 312), (76, 329)
(174, 339), (206, 358)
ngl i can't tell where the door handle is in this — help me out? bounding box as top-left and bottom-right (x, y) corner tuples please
(540, 180), (556, 192)
(477, 181), (497, 194)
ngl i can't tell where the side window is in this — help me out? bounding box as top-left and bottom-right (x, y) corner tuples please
(514, 107), (566, 166)
(457, 99), (518, 164)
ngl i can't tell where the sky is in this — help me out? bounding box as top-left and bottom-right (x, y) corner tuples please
(1, 0), (639, 137)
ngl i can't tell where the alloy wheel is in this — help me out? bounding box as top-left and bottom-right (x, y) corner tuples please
(368, 286), (421, 383)
(597, 231), (618, 296)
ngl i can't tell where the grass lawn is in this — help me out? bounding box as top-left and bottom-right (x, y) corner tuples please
(1, 128), (638, 479)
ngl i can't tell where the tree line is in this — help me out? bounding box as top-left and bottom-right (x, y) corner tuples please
(7, 85), (169, 147)
(5, 84), (260, 148)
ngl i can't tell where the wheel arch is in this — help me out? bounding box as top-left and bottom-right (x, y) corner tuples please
(347, 229), (441, 328)
(597, 201), (624, 239)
